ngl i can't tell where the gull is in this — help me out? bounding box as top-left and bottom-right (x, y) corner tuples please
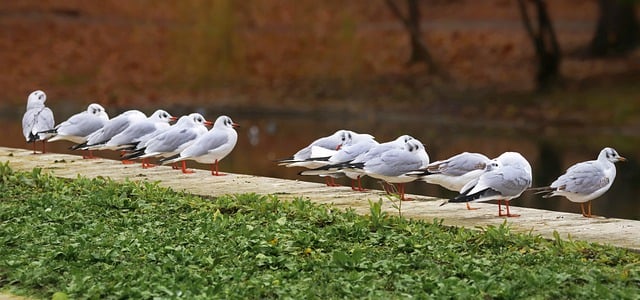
(101, 109), (176, 151)
(409, 152), (491, 210)
(22, 90), (55, 154)
(276, 129), (357, 169)
(122, 113), (211, 170)
(45, 103), (109, 144)
(444, 152), (532, 217)
(73, 110), (146, 150)
(299, 134), (378, 189)
(352, 138), (429, 201)
(536, 147), (625, 218)
(40, 103), (109, 158)
(160, 115), (239, 176)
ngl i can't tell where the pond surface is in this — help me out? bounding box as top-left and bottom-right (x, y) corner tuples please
(3, 105), (640, 220)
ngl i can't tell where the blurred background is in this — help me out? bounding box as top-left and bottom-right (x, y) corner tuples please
(1, 0), (639, 219)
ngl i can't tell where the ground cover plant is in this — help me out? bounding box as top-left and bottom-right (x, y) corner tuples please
(0, 162), (639, 299)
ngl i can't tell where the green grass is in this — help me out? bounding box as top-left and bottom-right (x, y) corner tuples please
(0, 163), (639, 299)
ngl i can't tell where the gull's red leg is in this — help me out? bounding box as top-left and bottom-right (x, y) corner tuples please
(142, 158), (156, 169)
(466, 203), (479, 210)
(504, 201), (520, 217)
(82, 150), (97, 159)
(120, 151), (135, 164)
(212, 159), (226, 176)
(399, 183), (413, 201)
(181, 161), (194, 174)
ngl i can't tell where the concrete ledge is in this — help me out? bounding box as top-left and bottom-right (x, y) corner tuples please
(1, 146), (638, 252)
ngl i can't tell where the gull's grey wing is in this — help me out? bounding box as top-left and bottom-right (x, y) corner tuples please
(56, 113), (105, 137)
(467, 165), (530, 198)
(490, 165), (532, 197)
(22, 109), (38, 140)
(329, 141), (376, 164)
(551, 162), (609, 195)
(87, 116), (132, 144)
(182, 130), (230, 158)
(353, 143), (399, 164)
(108, 122), (157, 146)
(22, 107), (54, 140)
(311, 134), (342, 149)
(37, 107), (55, 134)
(428, 152), (489, 176)
(147, 127), (199, 153)
(365, 149), (423, 177)
(293, 145), (312, 160)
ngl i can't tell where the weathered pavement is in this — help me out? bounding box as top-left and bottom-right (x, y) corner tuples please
(2, 146), (639, 252)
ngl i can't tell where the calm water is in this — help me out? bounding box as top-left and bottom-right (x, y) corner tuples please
(3, 106), (640, 220)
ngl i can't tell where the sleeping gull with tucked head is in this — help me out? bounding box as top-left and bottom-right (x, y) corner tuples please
(443, 152), (532, 217)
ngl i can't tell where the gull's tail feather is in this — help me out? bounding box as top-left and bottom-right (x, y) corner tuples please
(406, 169), (434, 179)
(121, 148), (146, 160)
(527, 186), (553, 194)
(449, 188), (500, 203)
(37, 128), (57, 135)
(158, 154), (181, 164)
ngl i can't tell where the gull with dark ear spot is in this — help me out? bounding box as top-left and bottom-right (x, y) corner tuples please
(536, 147), (625, 218)
(444, 152), (532, 217)
(160, 115), (239, 176)
(408, 152), (491, 210)
(45, 103), (109, 144)
(22, 90), (55, 154)
(41, 103), (109, 158)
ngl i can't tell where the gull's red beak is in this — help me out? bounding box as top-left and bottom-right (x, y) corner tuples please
(204, 120), (214, 127)
(169, 116), (178, 122)
(232, 122), (240, 128)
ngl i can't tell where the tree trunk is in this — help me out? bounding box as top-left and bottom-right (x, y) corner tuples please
(384, 0), (438, 74)
(590, 0), (639, 56)
(517, 0), (561, 91)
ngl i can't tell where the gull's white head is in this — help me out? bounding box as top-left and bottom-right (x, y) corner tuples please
(188, 113), (212, 127)
(333, 130), (354, 145)
(149, 109), (176, 123)
(495, 151), (532, 175)
(88, 103), (105, 114)
(395, 135), (415, 144)
(87, 103), (109, 120)
(345, 133), (375, 146)
(405, 139), (430, 168)
(213, 115), (240, 129)
(26, 90), (47, 110)
(485, 159), (501, 172)
(599, 147), (626, 163)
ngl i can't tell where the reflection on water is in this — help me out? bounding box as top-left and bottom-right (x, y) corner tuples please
(3, 109), (640, 220)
